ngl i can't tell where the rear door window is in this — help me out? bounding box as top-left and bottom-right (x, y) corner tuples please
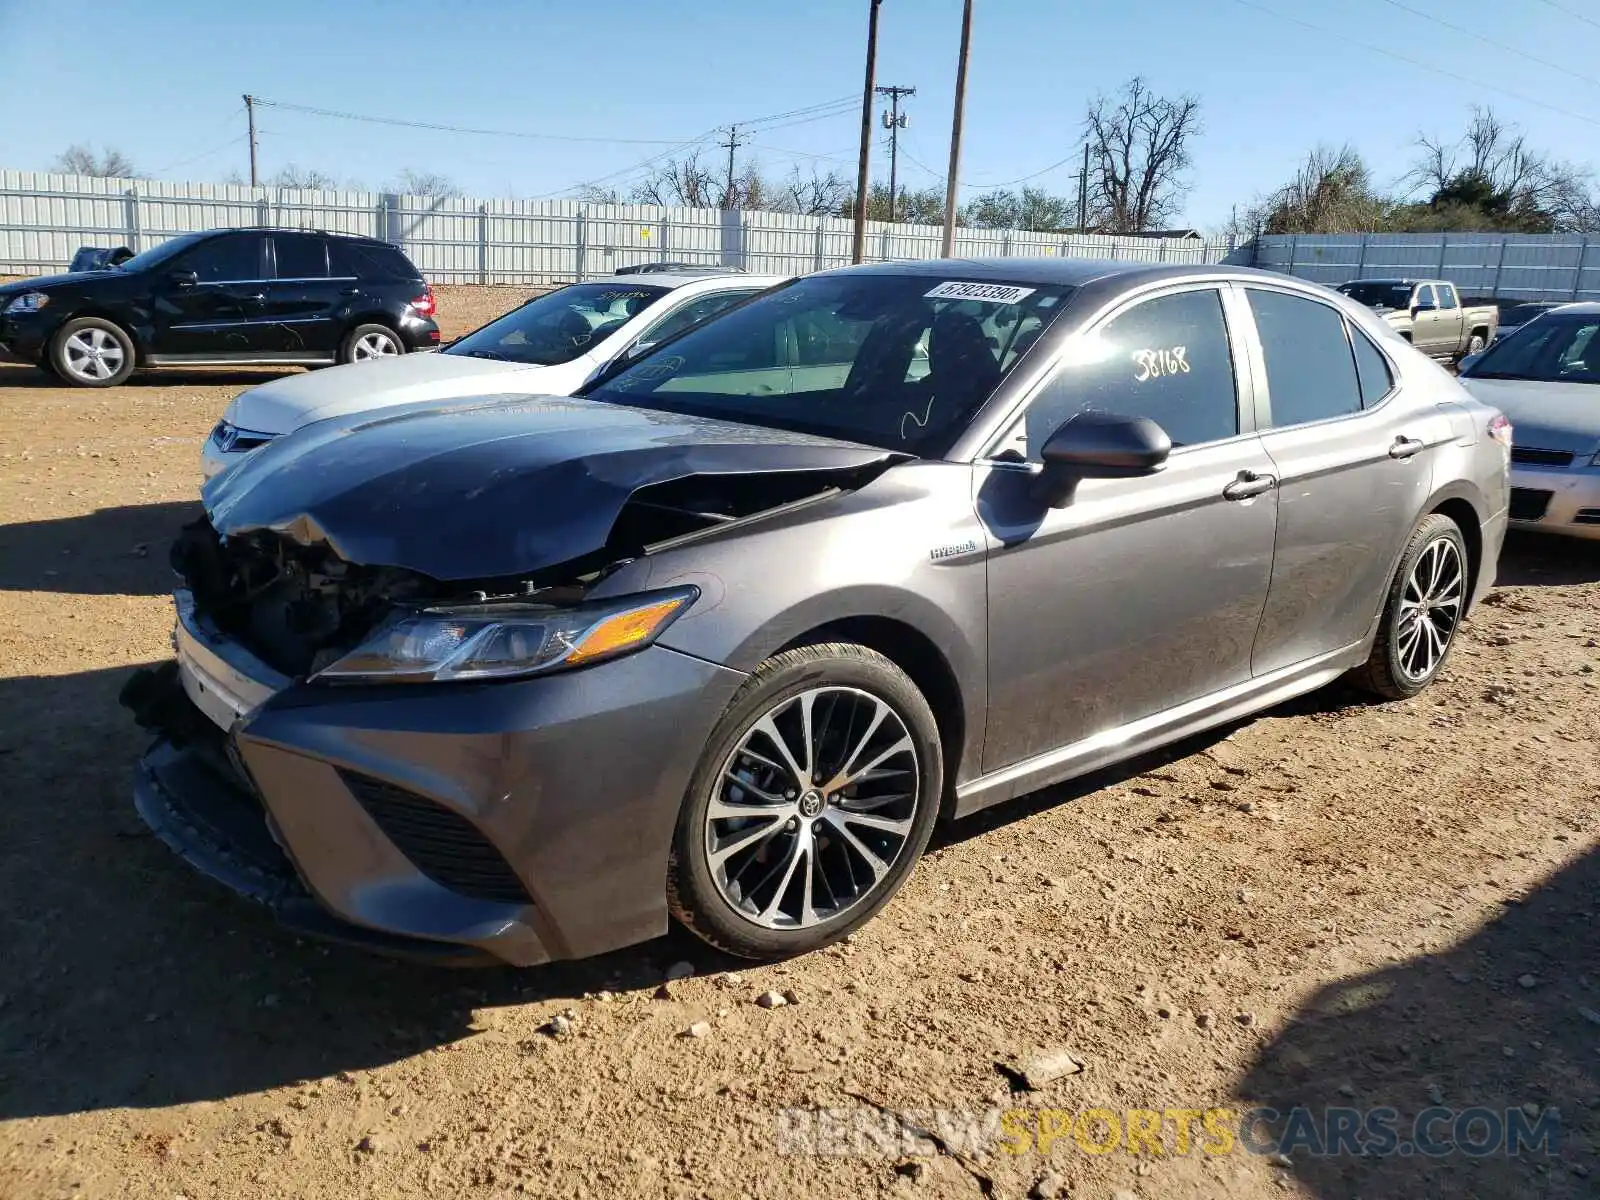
(1016, 287), (1239, 458)
(1246, 289), (1363, 427)
(1350, 324), (1394, 407)
(330, 240), (419, 281)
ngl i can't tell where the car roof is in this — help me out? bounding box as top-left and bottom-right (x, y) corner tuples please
(1529, 301), (1600, 314)
(583, 271), (789, 289)
(810, 257), (1344, 294)
(185, 227), (396, 246)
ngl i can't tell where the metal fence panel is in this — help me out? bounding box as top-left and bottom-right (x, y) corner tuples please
(1252, 232), (1600, 301)
(2, 168), (1236, 285)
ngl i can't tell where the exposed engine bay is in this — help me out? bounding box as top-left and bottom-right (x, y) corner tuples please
(175, 466), (878, 679)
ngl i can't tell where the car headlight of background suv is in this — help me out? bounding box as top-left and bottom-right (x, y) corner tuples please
(3, 292), (51, 314)
(314, 587), (699, 683)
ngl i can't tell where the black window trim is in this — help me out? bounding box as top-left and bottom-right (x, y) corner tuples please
(979, 279), (1257, 466)
(1235, 281), (1399, 433)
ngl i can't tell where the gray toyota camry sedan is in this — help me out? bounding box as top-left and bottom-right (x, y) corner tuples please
(122, 258), (1511, 967)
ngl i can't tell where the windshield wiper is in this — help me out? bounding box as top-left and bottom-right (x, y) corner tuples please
(456, 349), (511, 361)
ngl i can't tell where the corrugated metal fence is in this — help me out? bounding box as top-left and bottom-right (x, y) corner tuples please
(1251, 233), (1600, 301)
(0, 170), (1236, 284)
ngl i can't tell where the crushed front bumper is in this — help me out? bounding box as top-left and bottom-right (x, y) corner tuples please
(123, 591), (748, 967)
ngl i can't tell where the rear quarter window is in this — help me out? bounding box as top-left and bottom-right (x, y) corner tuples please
(1247, 289), (1363, 427)
(330, 240), (421, 281)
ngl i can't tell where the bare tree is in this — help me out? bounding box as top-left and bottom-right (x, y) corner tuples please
(629, 150), (723, 208)
(773, 165), (852, 216)
(53, 144), (137, 178)
(1083, 77), (1201, 233)
(390, 168), (460, 197)
(268, 163), (339, 189)
(963, 186), (1074, 231)
(573, 184), (622, 204)
(1408, 106), (1598, 230)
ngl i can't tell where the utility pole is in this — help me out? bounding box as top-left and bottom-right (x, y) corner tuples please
(718, 125), (746, 209)
(243, 93), (259, 187)
(1077, 142), (1089, 234)
(876, 84), (915, 222)
(852, 0), (883, 264)
(940, 0), (973, 257)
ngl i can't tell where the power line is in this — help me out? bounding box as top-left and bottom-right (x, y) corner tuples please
(1229, 0), (1600, 127)
(1534, 0), (1600, 33)
(252, 98), (701, 145)
(152, 131), (247, 176)
(1372, 0), (1600, 90)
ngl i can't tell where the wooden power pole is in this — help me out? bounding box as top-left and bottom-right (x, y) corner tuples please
(243, 94), (259, 187)
(940, 0), (973, 257)
(851, 0), (883, 264)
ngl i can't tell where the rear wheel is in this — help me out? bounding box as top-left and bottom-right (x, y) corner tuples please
(1351, 513), (1469, 699)
(667, 643), (943, 959)
(338, 323), (403, 365)
(49, 317), (136, 387)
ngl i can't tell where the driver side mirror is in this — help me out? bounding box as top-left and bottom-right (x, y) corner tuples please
(168, 268), (198, 288)
(1032, 411), (1172, 508)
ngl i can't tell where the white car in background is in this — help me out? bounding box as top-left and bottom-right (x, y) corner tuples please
(202, 270), (786, 478)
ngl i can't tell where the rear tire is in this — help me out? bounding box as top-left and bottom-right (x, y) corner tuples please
(338, 323), (404, 365)
(1351, 513), (1469, 700)
(667, 643), (943, 960)
(48, 317), (136, 387)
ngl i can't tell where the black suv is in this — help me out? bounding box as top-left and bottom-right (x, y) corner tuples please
(0, 228), (439, 387)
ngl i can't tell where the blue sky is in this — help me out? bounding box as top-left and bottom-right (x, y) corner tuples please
(1, 0), (1594, 228)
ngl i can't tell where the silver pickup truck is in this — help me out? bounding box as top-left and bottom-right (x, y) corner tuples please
(1336, 279), (1498, 362)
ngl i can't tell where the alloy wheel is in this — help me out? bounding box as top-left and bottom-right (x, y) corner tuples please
(1395, 536), (1464, 682)
(352, 331), (399, 360)
(705, 686), (922, 930)
(63, 328), (125, 381)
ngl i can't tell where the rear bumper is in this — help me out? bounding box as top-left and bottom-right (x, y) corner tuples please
(398, 314), (440, 350)
(124, 594), (747, 967)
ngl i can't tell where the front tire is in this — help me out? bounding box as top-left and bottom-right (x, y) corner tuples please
(1351, 513), (1469, 700)
(49, 317), (136, 387)
(1456, 332), (1486, 363)
(667, 643), (943, 959)
(338, 323), (404, 365)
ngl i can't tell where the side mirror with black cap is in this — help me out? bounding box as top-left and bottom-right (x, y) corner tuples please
(168, 268), (198, 288)
(1032, 410), (1172, 508)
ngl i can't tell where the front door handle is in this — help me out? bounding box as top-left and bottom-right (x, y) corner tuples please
(1389, 436), (1425, 460)
(340, 286), (362, 296)
(234, 290), (266, 303)
(1222, 470), (1276, 501)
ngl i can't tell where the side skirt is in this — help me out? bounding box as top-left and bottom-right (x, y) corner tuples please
(953, 643), (1366, 817)
(144, 352), (336, 366)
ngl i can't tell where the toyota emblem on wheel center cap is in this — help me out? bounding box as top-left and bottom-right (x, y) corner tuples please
(798, 789), (824, 818)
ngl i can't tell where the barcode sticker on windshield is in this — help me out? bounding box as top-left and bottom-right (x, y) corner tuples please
(924, 281), (1036, 304)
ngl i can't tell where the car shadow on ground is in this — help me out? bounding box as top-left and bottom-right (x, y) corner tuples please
(0, 362), (299, 388)
(1234, 844), (1597, 1198)
(0, 501), (202, 595)
(1495, 531), (1600, 587)
(0, 663), (735, 1121)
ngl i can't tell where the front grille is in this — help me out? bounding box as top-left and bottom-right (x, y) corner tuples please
(1509, 488), (1554, 521)
(1575, 508), (1600, 526)
(340, 771), (531, 906)
(1511, 446), (1575, 467)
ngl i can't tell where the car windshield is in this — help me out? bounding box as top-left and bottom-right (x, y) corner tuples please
(1463, 314), (1600, 384)
(1337, 282), (1415, 309)
(114, 233), (209, 274)
(444, 282), (669, 366)
(583, 272), (1074, 455)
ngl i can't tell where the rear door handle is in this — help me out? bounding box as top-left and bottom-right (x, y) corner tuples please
(340, 286), (362, 296)
(1223, 470), (1277, 501)
(1389, 436), (1426, 460)
(233, 290), (266, 302)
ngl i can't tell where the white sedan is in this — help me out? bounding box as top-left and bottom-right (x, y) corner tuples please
(1458, 302), (1600, 540)
(202, 270), (786, 478)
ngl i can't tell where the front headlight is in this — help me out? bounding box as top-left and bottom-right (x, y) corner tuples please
(3, 292), (50, 314)
(314, 586), (698, 683)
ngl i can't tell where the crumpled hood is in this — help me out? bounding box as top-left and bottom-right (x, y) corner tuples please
(222, 352), (552, 434)
(202, 394), (900, 581)
(1459, 378), (1600, 456)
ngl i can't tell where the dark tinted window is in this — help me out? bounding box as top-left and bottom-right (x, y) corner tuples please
(1350, 325), (1394, 407)
(585, 273), (1074, 454)
(1338, 281), (1414, 310)
(1019, 288), (1237, 457)
(1436, 283), (1458, 310)
(1463, 315), (1600, 383)
(181, 234), (264, 282)
(1248, 289), (1362, 427)
(330, 240), (419, 281)
(273, 234), (329, 279)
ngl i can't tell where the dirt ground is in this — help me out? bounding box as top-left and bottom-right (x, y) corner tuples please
(0, 284), (1597, 1200)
